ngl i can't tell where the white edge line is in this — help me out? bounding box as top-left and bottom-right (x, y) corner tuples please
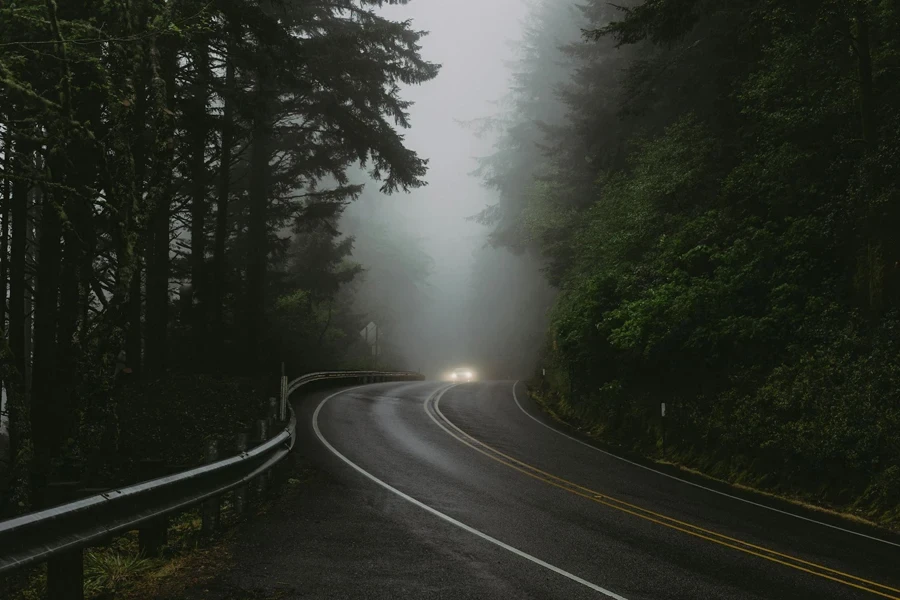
(511, 381), (900, 549)
(313, 385), (629, 600)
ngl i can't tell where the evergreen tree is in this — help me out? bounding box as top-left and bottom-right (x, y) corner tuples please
(475, 0), (900, 519)
(0, 0), (437, 514)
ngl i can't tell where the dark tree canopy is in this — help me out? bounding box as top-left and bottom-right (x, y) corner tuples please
(0, 0), (437, 514)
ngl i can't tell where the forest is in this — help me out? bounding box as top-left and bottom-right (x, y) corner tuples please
(479, 0), (900, 525)
(3, 0), (899, 539)
(0, 0), (437, 517)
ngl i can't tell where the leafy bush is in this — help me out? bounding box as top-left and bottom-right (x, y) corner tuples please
(535, 113), (900, 524)
(733, 321), (900, 497)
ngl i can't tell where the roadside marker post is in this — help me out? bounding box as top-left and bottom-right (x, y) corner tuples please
(267, 397), (277, 433)
(234, 433), (249, 514)
(279, 362), (288, 422)
(255, 420), (269, 497)
(201, 441), (220, 535)
(660, 403), (667, 452)
(279, 376), (288, 421)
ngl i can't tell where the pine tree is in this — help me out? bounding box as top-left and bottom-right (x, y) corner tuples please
(0, 0), (438, 511)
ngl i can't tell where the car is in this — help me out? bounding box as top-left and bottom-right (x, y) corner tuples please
(449, 367), (476, 382)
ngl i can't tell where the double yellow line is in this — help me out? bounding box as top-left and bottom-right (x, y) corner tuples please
(426, 390), (900, 599)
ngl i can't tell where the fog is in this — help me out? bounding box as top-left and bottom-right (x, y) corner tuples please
(341, 0), (551, 380)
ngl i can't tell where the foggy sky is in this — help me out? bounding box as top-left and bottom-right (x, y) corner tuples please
(362, 0), (534, 377)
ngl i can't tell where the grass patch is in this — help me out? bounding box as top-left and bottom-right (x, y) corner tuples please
(84, 551), (158, 598)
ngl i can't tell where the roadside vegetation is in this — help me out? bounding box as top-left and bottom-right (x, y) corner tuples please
(478, 0), (900, 528)
(3, 460), (316, 600)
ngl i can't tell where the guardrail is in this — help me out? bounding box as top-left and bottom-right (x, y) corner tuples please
(0, 369), (424, 598)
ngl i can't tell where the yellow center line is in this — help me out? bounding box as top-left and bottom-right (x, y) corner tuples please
(436, 396), (898, 593)
(426, 394), (900, 600)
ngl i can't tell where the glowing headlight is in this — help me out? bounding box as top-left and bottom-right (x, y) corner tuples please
(451, 372), (458, 379)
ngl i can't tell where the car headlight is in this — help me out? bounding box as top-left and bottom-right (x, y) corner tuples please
(451, 373), (457, 379)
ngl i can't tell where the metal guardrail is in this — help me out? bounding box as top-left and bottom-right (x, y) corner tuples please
(0, 369), (424, 591)
(286, 370), (422, 396)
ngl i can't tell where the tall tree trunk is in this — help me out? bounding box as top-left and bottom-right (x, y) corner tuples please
(144, 201), (168, 377)
(7, 135), (31, 483)
(0, 126), (9, 471)
(56, 222), (82, 435)
(24, 179), (37, 398)
(125, 264), (142, 374)
(1, 126), (10, 336)
(125, 60), (150, 378)
(144, 41), (176, 378)
(189, 42), (210, 367)
(57, 37), (102, 450)
(30, 171), (63, 498)
(9, 140), (30, 388)
(245, 67), (274, 372)
(31, 0), (67, 484)
(212, 26), (238, 352)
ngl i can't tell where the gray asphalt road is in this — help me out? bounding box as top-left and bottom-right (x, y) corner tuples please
(226, 381), (900, 599)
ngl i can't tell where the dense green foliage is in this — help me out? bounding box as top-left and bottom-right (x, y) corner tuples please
(0, 0), (436, 514)
(482, 0), (900, 522)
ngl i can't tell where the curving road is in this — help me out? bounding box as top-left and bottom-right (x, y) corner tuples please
(225, 380), (900, 599)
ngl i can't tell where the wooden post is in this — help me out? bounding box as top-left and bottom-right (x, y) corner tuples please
(267, 396), (277, 430)
(45, 482), (83, 600)
(266, 397), (279, 488)
(201, 441), (220, 535)
(233, 432), (248, 514)
(137, 458), (168, 556)
(279, 374), (288, 421)
(660, 402), (667, 454)
(255, 419), (268, 496)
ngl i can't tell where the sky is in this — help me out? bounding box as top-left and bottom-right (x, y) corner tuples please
(378, 0), (530, 227)
(359, 0), (533, 377)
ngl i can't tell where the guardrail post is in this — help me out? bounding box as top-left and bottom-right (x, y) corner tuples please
(255, 419), (268, 496)
(265, 398), (278, 491)
(138, 459), (168, 556)
(267, 397), (277, 430)
(44, 481), (84, 600)
(233, 432), (249, 515)
(279, 375), (288, 421)
(201, 441), (220, 535)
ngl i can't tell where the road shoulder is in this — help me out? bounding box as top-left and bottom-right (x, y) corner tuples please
(520, 381), (900, 540)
